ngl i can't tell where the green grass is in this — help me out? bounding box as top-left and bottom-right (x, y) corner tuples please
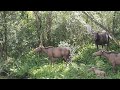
(2, 43), (120, 79)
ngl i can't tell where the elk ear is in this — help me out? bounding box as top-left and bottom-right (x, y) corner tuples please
(100, 49), (103, 52)
(39, 43), (44, 48)
(101, 50), (104, 52)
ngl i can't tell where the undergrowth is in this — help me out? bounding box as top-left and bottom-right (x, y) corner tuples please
(1, 43), (120, 79)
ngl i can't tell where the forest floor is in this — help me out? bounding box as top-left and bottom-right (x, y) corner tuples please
(1, 44), (120, 79)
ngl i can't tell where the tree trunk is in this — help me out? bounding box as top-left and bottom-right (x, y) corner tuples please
(33, 11), (42, 45)
(112, 11), (117, 35)
(0, 41), (3, 59)
(82, 11), (109, 31)
(0, 30), (3, 59)
(82, 11), (120, 46)
(46, 11), (52, 46)
(2, 11), (7, 61)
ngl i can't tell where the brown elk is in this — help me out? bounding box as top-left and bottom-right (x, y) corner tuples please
(88, 67), (106, 78)
(33, 45), (71, 65)
(93, 50), (120, 73)
(92, 31), (110, 50)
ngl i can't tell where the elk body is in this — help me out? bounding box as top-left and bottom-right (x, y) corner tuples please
(93, 50), (120, 73)
(34, 45), (71, 65)
(89, 67), (106, 78)
(93, 32), (110, 50)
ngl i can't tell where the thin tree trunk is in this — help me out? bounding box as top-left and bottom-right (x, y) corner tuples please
(82, 11), (109, 31)
(33, 11), (42, 45)
(33, 11), (43, 57)
(112, 11), (117, 35)
(0, 31), (3, 59)
(2, 11), (7, 61)
(0, 41), (3, 59)
(46, 11), (52, 46)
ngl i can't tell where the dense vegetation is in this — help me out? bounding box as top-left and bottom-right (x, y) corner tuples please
(1, 11), (120, 79)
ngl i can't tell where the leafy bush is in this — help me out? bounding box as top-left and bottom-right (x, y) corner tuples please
(2, 43), (120, 79)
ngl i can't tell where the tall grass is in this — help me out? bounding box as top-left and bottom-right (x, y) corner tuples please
(1, 43), (120, 79)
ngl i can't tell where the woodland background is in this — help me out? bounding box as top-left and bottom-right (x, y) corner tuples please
(0, 11), (120, 79)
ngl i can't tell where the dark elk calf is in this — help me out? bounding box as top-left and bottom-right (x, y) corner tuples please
(33, 45), (71, 65)
(93, 50), (120, 73)
(93, 31), (110, 50)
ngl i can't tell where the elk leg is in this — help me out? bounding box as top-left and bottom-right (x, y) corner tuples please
(102, 45), (103, 49)
(63, 57), (66, 63)
(51, 58), (55, 67)
(64, 56), (71, 63)
(63, 56), (68, 66)
(96, 44), (99, 50)
(107, 44), (109, 50)
(48, 57), (51, 64)
(112, 63), (116, 73)
(63, 56), (71, 66)
(68, 58), (71, 64)
(67, 56), (72, 64)
(49, 57), (54, 65)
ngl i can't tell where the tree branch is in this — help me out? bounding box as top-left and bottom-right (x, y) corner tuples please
(82, 11), (120, 46)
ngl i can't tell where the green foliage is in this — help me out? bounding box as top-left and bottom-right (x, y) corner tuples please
(0, 43), (120, 79)
(73, 44), (96, 64)
(1, 11), (120, 79)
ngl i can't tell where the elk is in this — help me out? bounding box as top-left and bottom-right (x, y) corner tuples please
(33, 45), (71, 65)
(92, 31), (110, 50)
(93, 50), (120, 73)
(89, 67), (106, 78)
